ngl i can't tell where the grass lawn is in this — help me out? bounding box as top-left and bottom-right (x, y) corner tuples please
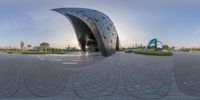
(134, 50), (173, 56)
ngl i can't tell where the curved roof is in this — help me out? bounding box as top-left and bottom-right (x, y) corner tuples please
(52, 8), (120, 56)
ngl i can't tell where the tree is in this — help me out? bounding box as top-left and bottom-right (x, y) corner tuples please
(163, 45), (169, 50)
(171, 46), (175, 50)
(40, 42), (50, 53)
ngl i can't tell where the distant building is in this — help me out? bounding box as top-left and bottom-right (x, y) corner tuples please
(140, 44), (142, 47)
(33, 46), (40, 51)
(135, 43), (138, 48)
(27, 44), (32, 50)
(66, 45), (70, 51)
(20, 42), (25, 51)
(65, 46), (77, 51)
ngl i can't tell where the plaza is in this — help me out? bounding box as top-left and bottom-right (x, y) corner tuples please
(0, 52), (200, 100)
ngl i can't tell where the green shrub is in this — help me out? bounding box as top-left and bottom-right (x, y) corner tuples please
(21, 51), (51, 54)
(134, 50), (173, 56)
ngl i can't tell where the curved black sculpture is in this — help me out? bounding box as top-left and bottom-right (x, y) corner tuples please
(52, 8), (120, 57)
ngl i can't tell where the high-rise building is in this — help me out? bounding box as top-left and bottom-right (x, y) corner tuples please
(20, 42), (25, 51)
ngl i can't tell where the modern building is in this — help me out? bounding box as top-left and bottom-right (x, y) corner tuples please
(33, 46), (40, 51)
(66, 45), (77, 51)
(20, 42), (25, 51)
(27, 44), (32, 50)
(52, 8), (120, 57)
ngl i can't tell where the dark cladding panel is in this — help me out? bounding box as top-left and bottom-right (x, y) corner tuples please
(52, 8), (120, 57)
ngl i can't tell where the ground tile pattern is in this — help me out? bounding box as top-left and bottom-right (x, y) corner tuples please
(0, 52), (200, 100)
(174, 52), (200, 97)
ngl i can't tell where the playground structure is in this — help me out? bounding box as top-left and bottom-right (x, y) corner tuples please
(144, 38), (163, 51)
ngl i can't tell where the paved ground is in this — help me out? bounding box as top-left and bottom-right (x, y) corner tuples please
(0, 52), (200, 100)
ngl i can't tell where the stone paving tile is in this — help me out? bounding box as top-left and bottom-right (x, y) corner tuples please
(172, 52), (200, 98)
(1, 52), (200, 100)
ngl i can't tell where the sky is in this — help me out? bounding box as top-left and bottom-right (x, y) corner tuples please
(0, 0), (200, 49)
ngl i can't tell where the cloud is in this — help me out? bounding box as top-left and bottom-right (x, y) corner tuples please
(1, 0), (200, 48)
